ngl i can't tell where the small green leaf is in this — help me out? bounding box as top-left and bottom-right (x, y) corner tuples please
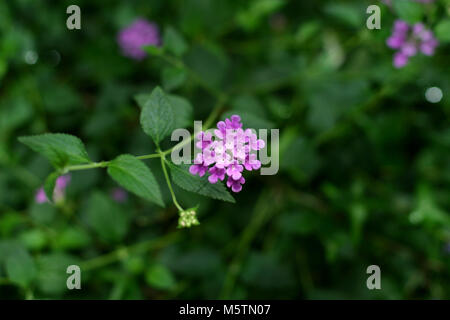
(163, 26), (188, 57)
(139, 86), (175, 145)
(393, 0), (423, 24)
(43, 171), (59, 201)
(135, 92), (193, 129)
(6, 251), (37, 287)
(37, 253), (79, 295)
(167, 94), (193, 129)
(107, 154), (164, 207)
(168, 162), (235, 203)
(18, 133), (90, 169)
(145, 264), (176, 290)
(52, 227), (91, 250)
(435, 19), (450, 43)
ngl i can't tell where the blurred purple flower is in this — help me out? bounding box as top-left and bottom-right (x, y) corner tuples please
(190, 115), (265, 193)
(117, 18), (160, 60)
(386, 20), (438, 68)
(35, 188), (48, 203)
(35, 174), (71, 203)
(111, 188), (128, 203)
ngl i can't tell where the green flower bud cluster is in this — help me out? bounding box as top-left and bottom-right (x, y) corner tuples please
(178, 208), (200, 228)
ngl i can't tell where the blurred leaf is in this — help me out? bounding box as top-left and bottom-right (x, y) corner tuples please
(37, 253), (79, 295)
(163, 26), (188, 57)
(168, 162), (235, 203)
(324, 3), (363, 28)
(18, 133), (90, 169)
(435, 19), (450, 43)
(108, 154), (164, 207)
(83, 192), (130, 243)
(139, 86), (175, 145)
(185, 44), (228, 88)
(29, 202), (57, 225)
(19, 229), (48, 251)
(409, 185), (449, 226)
(393, 0), (423, 24)
(0, 212), (24, 237)
(0, 96), (33, 133)
(145, 264), (176, 290)
(6, 250), (37, 287)
(237, 0), (285, 31)
(41, 83), (82, 114)
(52, 227), (91, 250)
(162, 66), (187, 91)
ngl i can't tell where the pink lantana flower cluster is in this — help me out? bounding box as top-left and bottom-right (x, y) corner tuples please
(386, 20), (438, 68)
(35, 174), (71, 203)
(189, 115), (265, 193)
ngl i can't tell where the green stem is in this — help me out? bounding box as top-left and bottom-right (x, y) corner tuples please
(65, 161), (109, 172)
(160, 152), (183, 211)
(136, 153), (161, 160)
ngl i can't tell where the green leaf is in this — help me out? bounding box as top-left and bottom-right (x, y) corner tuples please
(393, 0), (423, 24)
(145, 264), (176, 290)
(43, 171), (59, 201)
(107, 154), (164, 207)
(237, 0), (285, 31)
(167, 94), (193, 129)
(435, 19), (450, 43)
(52, 227), (91, 250)
(6, 250), (37, 287)
(324, 3), (362, 28)
(135, 92), (193, 129)
(19, 230), (48, 251)
(18, 133), (90, 169)
(82, 192), (130, 243)
(163, 26), (188, 57)
(37, 253), (79, 295)
(168, 162), (235, 203)
(139, 86), (175, 145)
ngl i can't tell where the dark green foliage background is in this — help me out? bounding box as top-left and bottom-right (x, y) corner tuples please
(1, 0), (449, 299)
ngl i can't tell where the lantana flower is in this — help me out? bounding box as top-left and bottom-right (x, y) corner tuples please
(386, 20), (438, 68)
(189, 115), (265, 193)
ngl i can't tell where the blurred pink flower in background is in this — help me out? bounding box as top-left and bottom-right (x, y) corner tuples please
(386, 20), (438, 68)
(35, 175), (71, 203)
(111, 188), (128, 203)
(117, 18), (160, 60)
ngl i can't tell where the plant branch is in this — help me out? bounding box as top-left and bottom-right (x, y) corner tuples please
(160, 152), (183, 211)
